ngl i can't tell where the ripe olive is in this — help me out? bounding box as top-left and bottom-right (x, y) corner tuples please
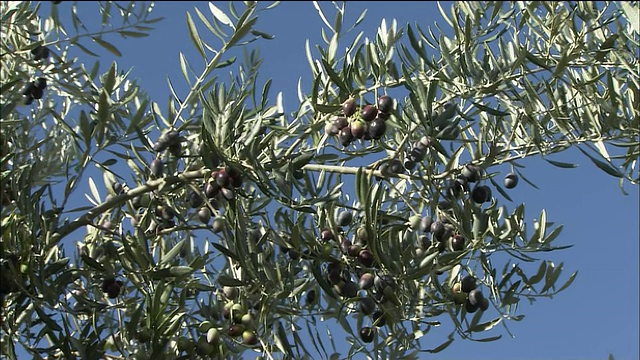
(221, 187), (236, 201)
(338, 127), (354, 146)
(362, 122), (372, 140)
(420, 216), (433, 233)
(372, 310), (386, 327)
(101, 277), (115, 293)
(216, 170), (230, 188)
(360, 297), (376, 315)
(403, 158), (416, 171)
(419, 235), (431, 249)
(31, 45), (49, 61)
(347, 243), (362, 257)
(468, 289), (484, 306)
(112, 182), (123, 195)
(342, 99), (357, 117)
(327, 268), (342, 285)
(376, 110), (390, 120)
(228, 324), (244, 337)
(358, 273), (374, 290)
(478, 296), (490, 311)
(22, 82), (36, 96)
(368, 118), (386, 139)
(34, 78), (46, 90)
(462, 164), (481, 182)
(106, 280), (122, 299)
(150, 159), (163, 178)
(461, 275), (477, 293)
(333, 116), (349, 130)
(305, 289), (316, 305)
(449, 177), (469, 198)
(357, 249), (374, 267)
(471, 185), (492, 204)
(377, 95), (393, 113)
(212, 218), (225, 233)
(163, 129), (180, 146)
(389, 159), (404, 174)
(409, 146), (425, 162)
(320, 228), (333, 242)
(465, 298), (479, 313)
(197, 207), (211, 224)
(188, 191), (203, 208)
(32, 86), (44, 100)
(340, 238), (352, 254)
(451, 234), (465, 251)
(204, 181), (220, 199)
(504, 172), (519, 189)
(160, 206), (174, 221)
(336, 211), (353, 227)
(335, 281), (359, 298)
(359, 326), (375, 343)
(360, 105), (377, 121)
(430, 221), (445, 241)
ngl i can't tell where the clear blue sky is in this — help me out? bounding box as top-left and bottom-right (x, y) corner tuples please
(36, 1), (640, 359)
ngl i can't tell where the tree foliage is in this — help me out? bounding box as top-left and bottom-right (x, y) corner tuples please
(0, 1), (638, 359)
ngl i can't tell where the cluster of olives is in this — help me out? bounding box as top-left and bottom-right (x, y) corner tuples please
(197, 166), (241, 214)
(314, 210), (414, 344)
(325, 95), (394, 146)
(128, 192), (178, 235)
(207, 166), (243, 200)
(20, 42), (52, 106)
(101, 277), (123, 299)
(451, 275), (489, 313)
(401, 136), (430, 172)
(445, 164), (520, 206)
(153, 129), (182, 157)
(323, 261), (394, 344)
(187, 288), (260, 356)
(376, 135), (431, 178)
(408, 213), (457, 255)
(21, 77), (46, 105)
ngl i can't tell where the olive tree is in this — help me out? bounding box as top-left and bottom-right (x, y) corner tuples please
(1, 1), (638, 359)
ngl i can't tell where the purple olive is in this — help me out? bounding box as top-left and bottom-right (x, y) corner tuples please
(361, 105), (377, 122)
(368, 118), (386, 139)
(342, 99), (357, 117)
(377, 95), (393, 113)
